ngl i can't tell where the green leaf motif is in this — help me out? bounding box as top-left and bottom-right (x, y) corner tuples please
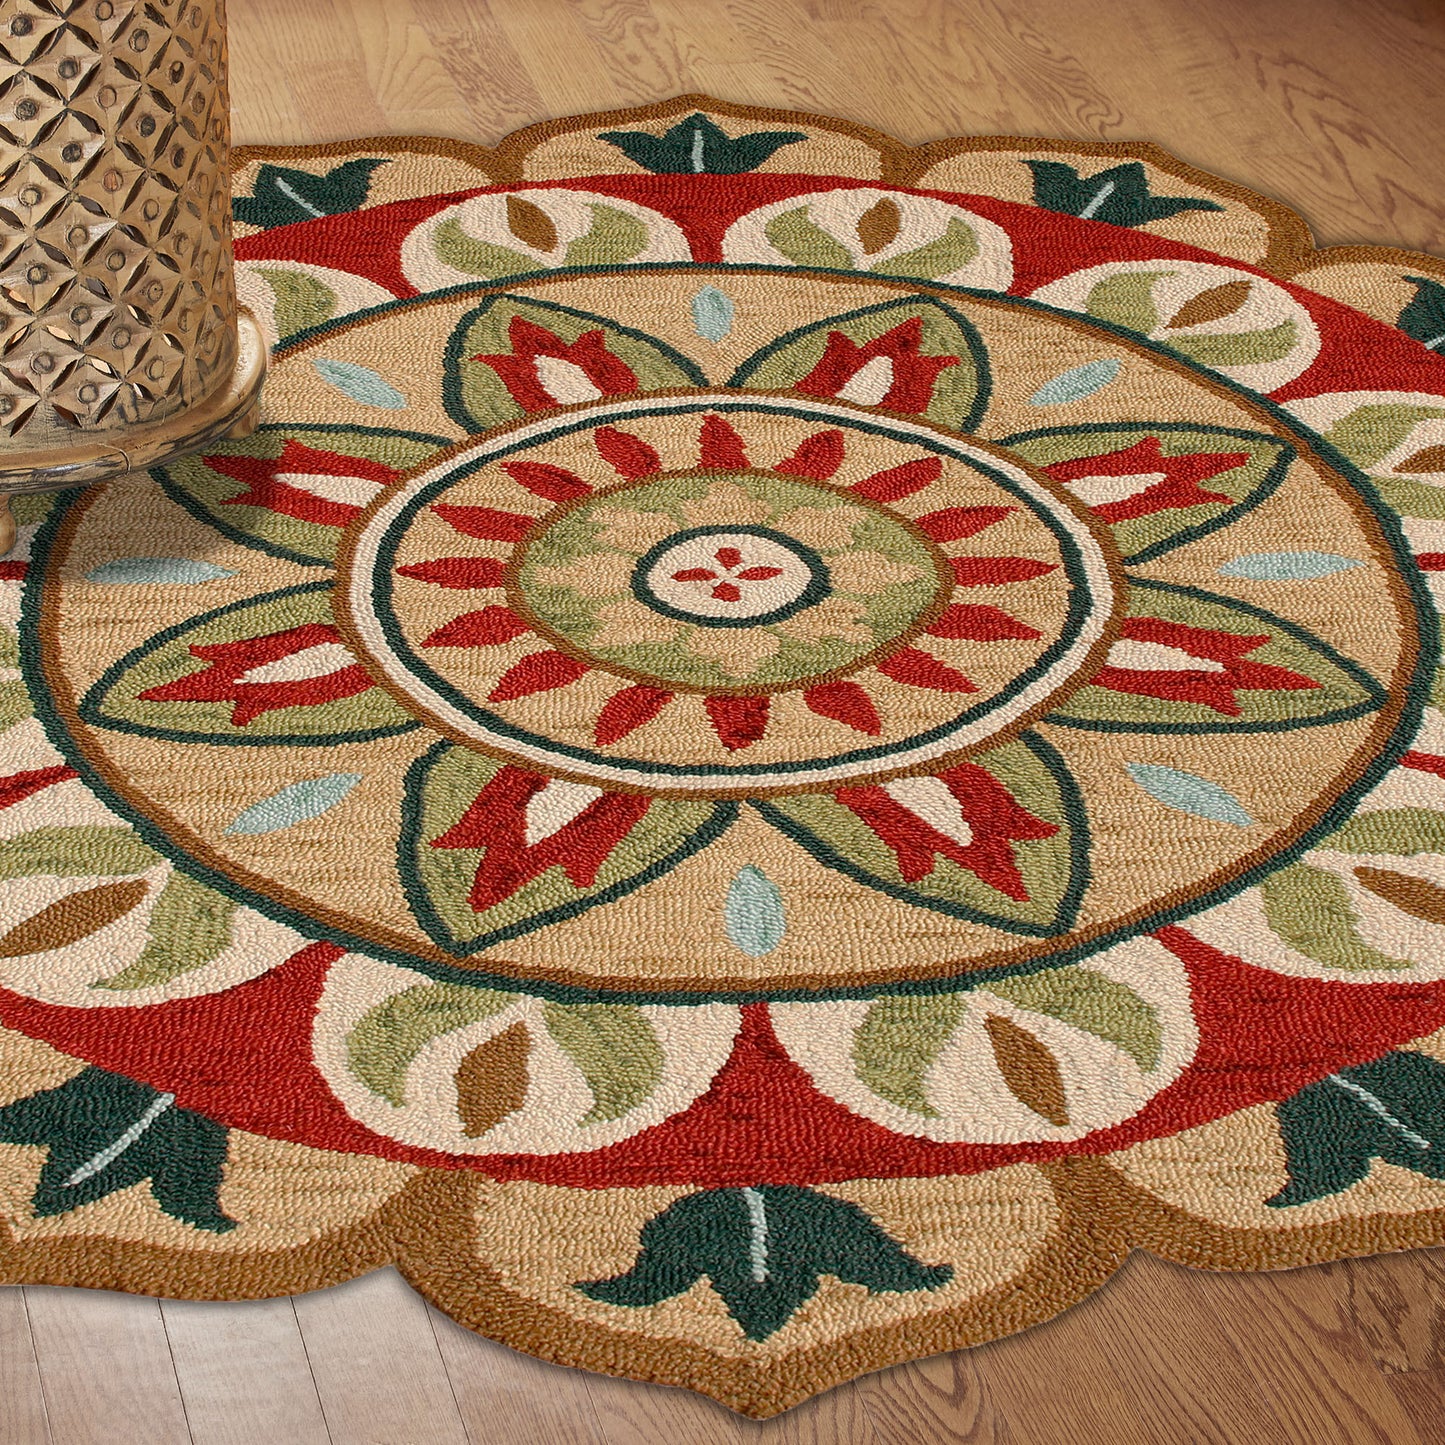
(1260, 863), (1412, 973)
(1169, 319), (1299, 368)
(1326, 807), (1445, 857)
(1398, 275), (1445, 352)
(578, 1185), (952, 1341)
(1047, 581), (1385, 733)
(1025, 160), (1224, 227)
(1270, 1050), (1445, 1207)
(233, 157), (388, 230)
(252, 267), (338, 339)
(402, 743), (738, 955)
(1084, 271), (1167, 332)
(541, 1003), (663, 1125)
(0, 1066), (233, 1231)
(999, 423), (1292, 563)
(755, 734), (1086, 937)
(444, 294), (707, 434)
(158, 424), (452, 566)
(433, 204), (651, 280)
(598, 112), (806, 175)
(1318, 403), (1445, 521)
(0, 825), (159, 883)
(93, 871), (238, 991)
(731, 296), (990, 432)
(347, 982), (516, 1106)
(853, 993), (966, 1116)
(762, 206), (854, 269)
(986, 965), (1163, 1070)
(869, 218), (980, 279)
(80, 583), (420, 747)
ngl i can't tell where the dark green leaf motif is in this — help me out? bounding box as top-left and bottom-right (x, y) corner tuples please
(1024, 159), (1224, 227)
(1269, 1050), (1445, 1208)
(579, 1185), (952, 1340)
(233, 158), (388, 229)
(598, 112), (806, 175)
(1398, 275), (1445, 352)
(0, 1067), (233, 1231)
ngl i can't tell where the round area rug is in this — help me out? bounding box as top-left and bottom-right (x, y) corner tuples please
(3, 97), (1445, 1415)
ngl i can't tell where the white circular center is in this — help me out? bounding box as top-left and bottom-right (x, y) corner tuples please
(640, 529), (820, 623)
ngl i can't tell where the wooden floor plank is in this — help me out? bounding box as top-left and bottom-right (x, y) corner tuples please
(161, 1297), (331, 1445)
(0, 1288), (52, 1445)
(24, 1286), (191, 1445)
(426, 1302), (610, 1445)
(291, 1269), (469, 1445)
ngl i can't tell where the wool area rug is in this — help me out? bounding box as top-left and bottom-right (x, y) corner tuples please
(3, 98), (1445, 1416)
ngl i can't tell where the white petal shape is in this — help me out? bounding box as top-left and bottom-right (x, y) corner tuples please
(1106, 639), (1226, 673)
(837, 355), (895, 406)
(239, 641), (358, 685)
(523, 778), (605, 846)
(881, 775), (973, 847)
(1063, 471), (1166, 507)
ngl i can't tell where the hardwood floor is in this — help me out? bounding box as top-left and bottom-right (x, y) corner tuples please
(7, 0), (1445, 1439)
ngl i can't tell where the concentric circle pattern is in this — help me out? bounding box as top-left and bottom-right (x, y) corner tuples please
(3, 102), (1445, 1416)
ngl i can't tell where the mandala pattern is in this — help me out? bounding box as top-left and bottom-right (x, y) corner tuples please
(1, 100), (1445, 1417)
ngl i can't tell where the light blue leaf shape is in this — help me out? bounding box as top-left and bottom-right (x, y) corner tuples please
(1027, 358), (1121, 406)
(1218, 551), (1364, 581)
(725, 865), (785, 955)
(224, 773), (364, 835)
(85, 557), (237, 585)
(1127, 763), (1254, 827)
(313, 358), (407, 409)
(691, 285), (735, 342)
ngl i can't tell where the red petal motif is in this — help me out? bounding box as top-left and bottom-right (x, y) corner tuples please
(877, 647), (977, 693)
(0, 766), (77, 810)
(137, 623), (374, 726)
(396, 557), (507, 589)
(594, 684), (675, 745)
(594, 426), (662, 480)
(698, 413), (749, 469)
(472, 316), (639, 413)
(705, 694), (770, 750)
(950, 555), (1057, 587)
(432, 504), (535, 544)
(207, 439), (400, 528)
(488, 650), (590, 702)
(850, 456), (942, 502)
(501, 461), (592, 503)
(432, 765), (650, 910)
(927, 603), (1041, 641)
(423, 607), (532, 648)
(915, 506), (1014, 542)
(775, 429), (845, 480)
(793, 318), (959, 413)
(1092, 617), (1320, 715)
(837, 762), (1058, 898)
(803, 681), (882, 734)
(1043, 436), (1246, 522)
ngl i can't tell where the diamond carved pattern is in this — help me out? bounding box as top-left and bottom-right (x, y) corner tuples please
(0, 0), (239, 440)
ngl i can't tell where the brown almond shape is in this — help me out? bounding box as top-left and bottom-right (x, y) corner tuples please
(1165, 279), (1253, 331)
(1398, 445), (1445, 475)
(506, 194), (559, 253)
(455, 1020), (532, 1137)
(856, 197), (902, 256)
(0, 878), (150, 958)
(983, 1013), (1070, 1127)
(1353, 865), (1445, 925)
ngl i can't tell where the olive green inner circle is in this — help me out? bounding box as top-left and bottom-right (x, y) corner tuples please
(515, 470), (944, 690)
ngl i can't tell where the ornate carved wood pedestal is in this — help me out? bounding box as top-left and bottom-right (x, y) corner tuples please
(0, 0), (265, 553)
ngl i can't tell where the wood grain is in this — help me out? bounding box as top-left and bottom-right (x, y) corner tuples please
(6, 0), (1445, 1439)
